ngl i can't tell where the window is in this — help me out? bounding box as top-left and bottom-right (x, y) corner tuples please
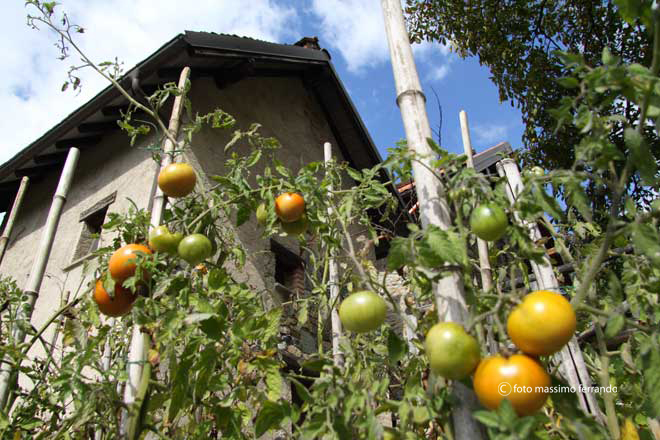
(271, 240), (305, 299)
(71, 192), (115, 262)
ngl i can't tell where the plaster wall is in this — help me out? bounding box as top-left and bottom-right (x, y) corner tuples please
(0, 129), (159, 359)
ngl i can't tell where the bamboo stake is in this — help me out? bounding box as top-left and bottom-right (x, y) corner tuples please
(459, 111), (497, 354)
(324, 142), (344, 367)
(0, 148), (80, 409)
(495, 158), (602, 419)
(0, 176), (30, 266)
(121, 66), (190, 436)
(380, 1), (484, 438)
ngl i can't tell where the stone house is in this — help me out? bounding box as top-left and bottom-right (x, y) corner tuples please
(0, 32), (512, 434)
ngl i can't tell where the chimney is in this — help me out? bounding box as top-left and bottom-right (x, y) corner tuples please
(294, 36), (321, 50)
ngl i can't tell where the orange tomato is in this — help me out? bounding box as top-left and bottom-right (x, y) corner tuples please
(507, 290), (576, 356)
(158, 163), (196, 198)
(93, 279), (136, 317)
(473, 354), (551, 416)
(275, 193), (305, 223)
(108, 244), (152, 282)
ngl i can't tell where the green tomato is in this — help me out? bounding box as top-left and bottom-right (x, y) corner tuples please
(281, 213), (308, 235)
(256, 203), (268, 226)
(177, 233), (213, 265)
(149, 225), (183, 254)
(425, 322), (480, 380)
(338, 291), (387, 333)
(470, 203), (508, 241)
(529, 166), (545, 177)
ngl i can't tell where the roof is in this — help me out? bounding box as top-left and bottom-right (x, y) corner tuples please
(0, 31), (388, 212)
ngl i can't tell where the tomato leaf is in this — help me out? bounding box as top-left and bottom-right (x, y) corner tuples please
(473, 410), (501, 429)
(255, 400), (289, 437)
(387, 329), (407, 364)
(604, 314), (625, 340)
(199, 316), (224, 341)
(641, 340), (660, 418)
(235, 203), (251, 227)
(387, 237), (411, 271)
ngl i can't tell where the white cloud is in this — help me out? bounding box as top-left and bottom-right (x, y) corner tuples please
(309, 0), (388, 73)
(0, 1), (299, 165)
(427, 65), (450, 81)
(471, 123), (508, 145)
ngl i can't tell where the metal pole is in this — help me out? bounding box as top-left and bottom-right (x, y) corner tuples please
(324, 142), (344, 367)
(0, 148), (80, 409)
(0, 176), (30, 266)
(495, 158), (602, 419)
(380, 1), (484, 438)
(459, 110), (497, 354)
(121, 66), (190, 435)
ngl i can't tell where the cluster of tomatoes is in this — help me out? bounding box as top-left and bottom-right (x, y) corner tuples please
(93, 163), (212, 317)
(424, 290), (576, 416)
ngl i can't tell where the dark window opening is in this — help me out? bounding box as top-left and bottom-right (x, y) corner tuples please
(271, 240), (305, 297)
(72, 193), (116, 262)
(72, 206), (108, 261)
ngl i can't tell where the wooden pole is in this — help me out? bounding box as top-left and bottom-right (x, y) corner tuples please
(324, 142), (344, 367)
(380, 1), (484, 438)
(459, 111), (497, 354)
(121, 66), (191, 436)
(0, 148), (80, 409)
(495, 158), (602, 419)
(0, 176), (30, 266)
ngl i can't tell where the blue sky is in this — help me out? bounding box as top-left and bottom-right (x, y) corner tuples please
(0, 0), (525, 165)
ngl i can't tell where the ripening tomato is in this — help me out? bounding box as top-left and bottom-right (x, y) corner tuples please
(338, 291), (387, 333)
(108, 244), (152, 282)
(473, 354), (551, 416)
(470, 203), (508, 241)
(275, 193), (305, 223)
(148, 225), (183, 254)
(158, 163), (196, 198)
(425, 322), (480, 380)
(507, 290), (576, 356)
(177, 233), (213, 265)
(93, 279), (136, 317)
(281, 213), (308, 235)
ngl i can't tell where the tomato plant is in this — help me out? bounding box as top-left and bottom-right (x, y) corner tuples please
(473, 354), (551, 416)
(158, 162), (196, 198)
(93, 278), (136, 317)
(177, 233), (213, 265)
(275, 192), (305, 223)
(469, 203), (508, 241)
(507, 290), (576, 356)
(4, 3), (660, 439)
(424, 322), (480, 380)
(338, 291), (387, 333)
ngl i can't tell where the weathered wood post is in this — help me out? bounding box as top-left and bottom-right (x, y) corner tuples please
(495, 158), (602, 419)
(122, 66), (191, 436)
(380, 1), (484, 437)
(0, 148), (80, 409)
(324, 142), (344, 367)
(0, 176), (30, 266)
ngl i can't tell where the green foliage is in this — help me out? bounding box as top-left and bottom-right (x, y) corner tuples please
(4, 1), (660, 439)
